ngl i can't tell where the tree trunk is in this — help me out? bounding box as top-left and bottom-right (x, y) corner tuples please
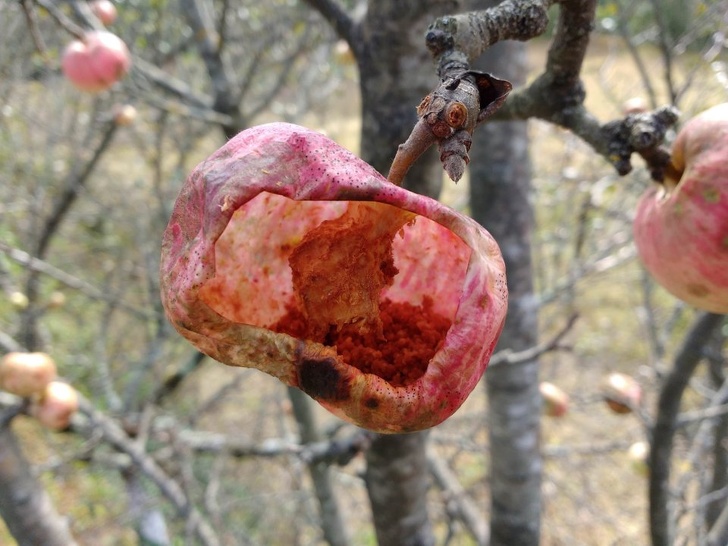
(354, 2), (465, 544)
(470, 34), (542, 546)
(0, 425), (79, 546)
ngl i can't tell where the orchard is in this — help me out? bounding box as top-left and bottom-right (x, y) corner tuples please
(1, 1), (728, 546)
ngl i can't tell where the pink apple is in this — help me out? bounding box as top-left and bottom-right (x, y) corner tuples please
(90, 0), (118, 25)
(160, 123), (508, 433)
(634, 103), (728, 312)
(61, 31), (131, 93)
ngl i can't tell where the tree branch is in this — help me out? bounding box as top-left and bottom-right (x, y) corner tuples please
(301, 0), (359, 50)
(649, 312), (725, 546)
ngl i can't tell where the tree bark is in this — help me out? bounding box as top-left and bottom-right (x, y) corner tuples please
(0, 425), (79, 546)
(349, 2), (472, 544)
(470, 28), (541, 546)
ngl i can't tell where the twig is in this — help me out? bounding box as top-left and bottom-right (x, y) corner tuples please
(0, 241), (152, 320)
(76, 397), (222, 546)
(649, 312), (725, 546)
(488, 313), (578, 368)
(427, 446), (488, 546)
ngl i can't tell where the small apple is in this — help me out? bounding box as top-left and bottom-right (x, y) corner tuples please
(48, 291), (67, 309)
(634, 103), (728, 312)
(31, 381), (79, 431)
(628, 440), (650, 477)
(539, 381), (569, 418)
(601, 372), (642, 414)
(61, 30), (131, 93)
(113, 103), (137, 125)
(90, 0), (118, 25)
(0, 352), (57, 397)
(9, 291), (29, 310)
(622, 97), (648, 115)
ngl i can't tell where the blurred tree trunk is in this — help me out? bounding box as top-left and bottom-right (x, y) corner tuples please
(470, 28), (542, 546)
(0, 425), (79, 546)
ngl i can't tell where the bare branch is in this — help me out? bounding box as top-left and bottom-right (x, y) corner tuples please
(427, 446), (489, 546)
(649, 312), (725, 546)
(302, 0), (360, 50)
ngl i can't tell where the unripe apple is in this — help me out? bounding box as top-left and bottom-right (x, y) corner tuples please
(90, 0), (118, 25)
(601, 372), (642, 414)
(539, 381), (569, 418)
(0, 352), (57, 397)
(9, 291), (29, 310)
(31, 381), (79, 431)
(634, 103), (728, 312)
(61, 31), (131, 93)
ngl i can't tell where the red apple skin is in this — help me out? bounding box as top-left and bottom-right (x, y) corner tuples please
(0, 352), (57, 398)
(31, 381), (79, 431)
(634, 103), (728, 313)
(61, 31), (131, 93)
(539, 381), (569, 418)
(90, 0), (118, 25)
(601, 372), (642, 415)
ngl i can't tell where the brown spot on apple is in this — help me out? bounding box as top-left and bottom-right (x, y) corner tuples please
(297, 357), (350, 401)
(686, 283), (710, 298)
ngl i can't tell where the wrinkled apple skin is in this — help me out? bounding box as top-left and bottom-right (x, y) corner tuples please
(0, 352), (57, 398)
(61, 31), (131, 93)
(160, 123), (508, 433)
(634, 103), (728, 312)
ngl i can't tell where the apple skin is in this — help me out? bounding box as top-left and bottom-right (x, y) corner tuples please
(31, 381), (79, 431)
(633, 103), (728, 313)
(539, 381), (569, 418)
(61, 31), (131, 93)
(0, 352), (57, 398)
(601, 372), (642, 415)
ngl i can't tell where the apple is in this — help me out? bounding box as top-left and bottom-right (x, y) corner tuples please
(61, 31), (131, 93)
(633, 103), (728, 312)
(9, 291), (29, 310)
(622, 97), (648, 115)
(31, 381), (79, 431)
(539, 381), (569, 418)
(628, 440), (650, 477)
(113, 103), (137, 125)
(90, 0), (118, 25)
(0, 352), (57, 397)
(601, 372), (642, 414)
(160, 123), (508, 433)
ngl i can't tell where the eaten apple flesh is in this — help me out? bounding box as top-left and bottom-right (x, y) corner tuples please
(634, 103), (728, 312)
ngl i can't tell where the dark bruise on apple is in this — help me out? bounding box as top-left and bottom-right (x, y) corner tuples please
(634, 103), (728, 312)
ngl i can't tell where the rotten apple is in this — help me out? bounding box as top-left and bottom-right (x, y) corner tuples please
(160, 123), (508, 433)
(61, 30), (131, 93)
(634, 103), (728, 312)
(0, 352), (57, 398)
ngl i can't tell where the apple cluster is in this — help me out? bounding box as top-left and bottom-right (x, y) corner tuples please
(0, 352), (79, 431)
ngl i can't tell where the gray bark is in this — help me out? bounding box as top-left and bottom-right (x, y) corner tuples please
(0, 425), (79, 546)
(470, 30), (541, 546)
